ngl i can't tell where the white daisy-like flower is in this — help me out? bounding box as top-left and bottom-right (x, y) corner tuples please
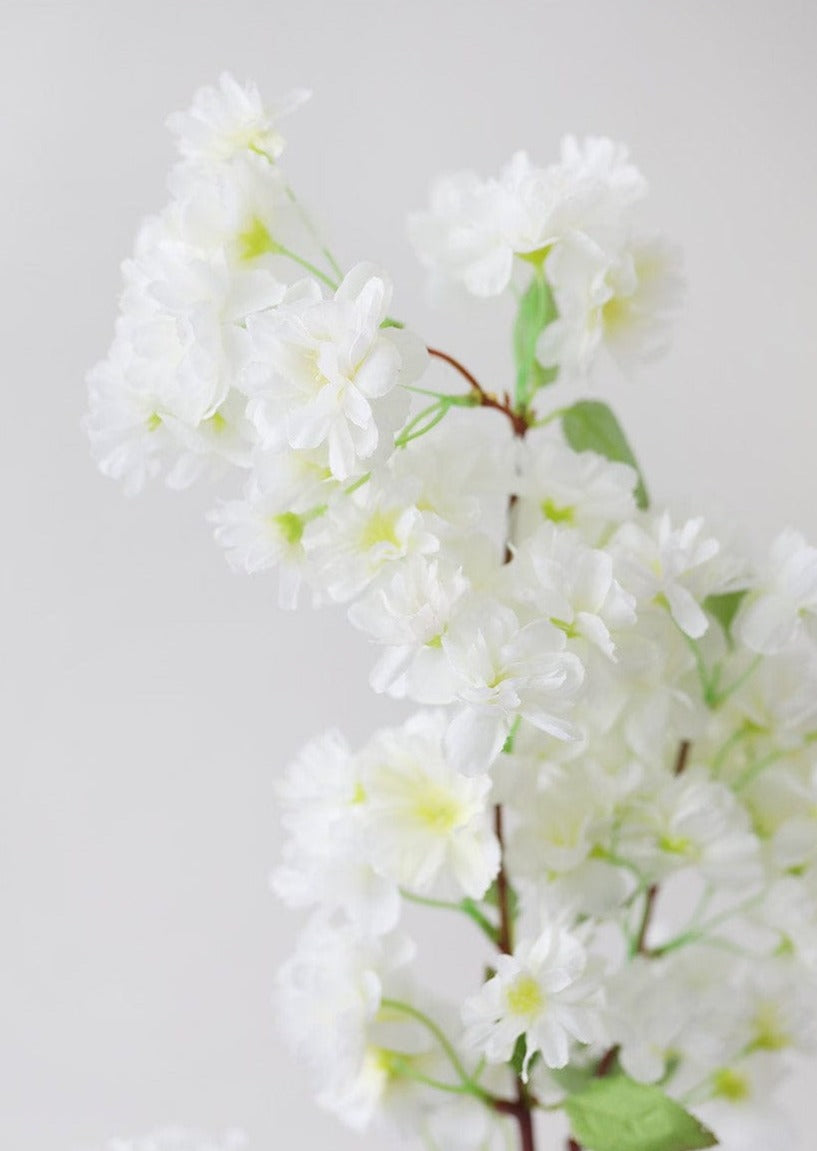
(462, 924), (606, 1076)
(306, 474), (440, 603)
(167, 72), (310, 166)
(537, 233), (683, 376)
(620, 767), (761, 888)
(209, 448), (333, 606)
(516, 436), (639, 545)
(611, 513), (726, 639)
(510, 523), (637, 660)
(692, 1052), (792, 1151)
(737, 528), (817, 654)
(243, 264), (424, 480)
(275, 919), (417, 1131)
(408, 137), (647, 300)
(357, 711), (500, 899)
(442, 598), (585, 773)
(348, 553), (469, 700)
(271, 731), (400, 935)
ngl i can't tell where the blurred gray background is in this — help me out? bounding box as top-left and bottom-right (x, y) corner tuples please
(2, 1), (816, 1147)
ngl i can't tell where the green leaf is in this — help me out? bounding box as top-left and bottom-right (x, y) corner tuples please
(561, 400), (650, 509)
(550, 1063), (596, 1095)
(510, 1034), (528, 1077)
(513, 274), (558, 408)
(564, 1076), (717, 1151)
(704, 590), (748, 637)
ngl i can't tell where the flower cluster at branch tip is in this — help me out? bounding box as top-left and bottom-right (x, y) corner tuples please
(88, 75), (817, 1151)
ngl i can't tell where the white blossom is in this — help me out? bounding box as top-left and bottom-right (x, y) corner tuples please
(737, 529), (817, 654)
(356, 712), (500, 899)
(611, 513), (726, 639)
(275, 919), (415, 1130)
(409, 137), (647, 300)
(272, 731), (400, 934)
(462, 924), (606, 1075)
(441, 598), (585, 773)
(620, 767), (762, 888)
(242, 265), (423, 480)
(87, 79), (817, 1151)
(348, 554), (469, 699)
(306, 473), (440, 603)
(537, 233), (683, 376)
(509, 523), (637, 659)
(516, 436), (639, 545)
(167, 72), (309, 166)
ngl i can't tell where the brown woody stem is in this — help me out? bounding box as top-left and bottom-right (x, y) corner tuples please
(427, 346), (530, 437)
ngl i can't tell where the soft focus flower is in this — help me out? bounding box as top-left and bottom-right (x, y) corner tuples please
(167, 72), (310, 166)
(462, 924), (606, 1075)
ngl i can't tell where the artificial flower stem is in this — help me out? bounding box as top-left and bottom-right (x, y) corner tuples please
(400, 889), (499, 945)
(283, 182), (345, 280)
(271, 240), (340, 291)
(426, 347), (530, 437)
(379, 998), (480, 1092)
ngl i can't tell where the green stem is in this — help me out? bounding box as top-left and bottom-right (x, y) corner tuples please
(394, 399), (450, 447)
(712, 655), (763, 707)
(283, 183), (345, 280)
(382, 1053), (481, 1097)
(732, 726), (817, 791)
(649, 892), (766, 956)
(710, 724), (753, 777)
(272, 241), (339, 291)
(681, 632), (719, 707)
(380, 998), (484, 1095)
(532, 404), (570, 428)
(344, 472), (371, 496)
(401, 889), (499, 945)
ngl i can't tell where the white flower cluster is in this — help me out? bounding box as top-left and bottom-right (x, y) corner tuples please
(88, 76), (817, 1151)
(409, 141), (683, 378)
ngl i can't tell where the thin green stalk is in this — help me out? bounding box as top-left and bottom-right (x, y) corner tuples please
(380, 998), (485, 1095)
(733, 748), (788, 792)
(711, 655), (763, 707)
(383, 1053), (482, 1097)
(532, 404), (570, 429)
(272, 241), (339, 291)
(401, 889), (499, 945)
(710, 724), (753, 776)
(344, 472), (371, 496)
(680, 631), (718, 707)
(394, 400), (450, 447)
(650, 892), (766, 956)
(284, 183), (345, 280)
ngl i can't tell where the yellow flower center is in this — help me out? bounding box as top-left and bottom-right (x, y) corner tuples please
(271, 512), (304, 546)
(752, 1004), (789, 1051)
(412, 785), (463, 834)
(659, 833), (694, 857)
(542, 498), (574, 524)
(506, 974), (545, 1017)
(237, 215), (276, 261)
(712, 1068), (749, 1102)
(360, 509), (401, 551)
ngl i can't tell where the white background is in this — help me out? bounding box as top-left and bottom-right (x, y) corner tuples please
(2, 1), (817, 1147)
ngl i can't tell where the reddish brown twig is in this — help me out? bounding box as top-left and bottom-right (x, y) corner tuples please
(636, 883), (659, 955)
(674, 738), (691, 776)
(493, 805), (514, 955)
(427, 346), (530, 438)
(595, 1044), (620, 1078)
